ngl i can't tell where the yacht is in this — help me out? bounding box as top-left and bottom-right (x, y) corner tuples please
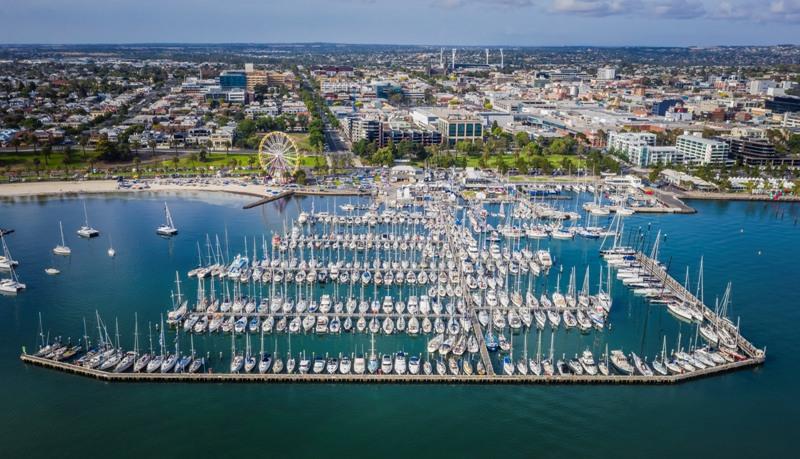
(380, 354), (393, 374)
(609, 350), (634, 375)
(579, 349), (598, 375)
(53, 221), (71, 256)
(157, 202), (179, 236)
(394, 352), (407, 375)
(76, 202), (100, 238)
(408, 355), (420, 375)
(339, 355), (352, 374)
(353, 354), (366, 374)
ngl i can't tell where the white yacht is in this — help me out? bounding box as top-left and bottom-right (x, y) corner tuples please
(53, 221), (71, 256)
(76, 202), (100, 238)
(156, 202), (178, 236)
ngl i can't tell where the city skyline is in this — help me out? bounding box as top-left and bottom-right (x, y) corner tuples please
(1, 0), (799, 47)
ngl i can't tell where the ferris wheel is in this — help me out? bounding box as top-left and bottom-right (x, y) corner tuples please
(258, 131), (300, 180)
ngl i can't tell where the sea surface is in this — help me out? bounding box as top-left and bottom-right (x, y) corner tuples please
(0, 191), (798, 458)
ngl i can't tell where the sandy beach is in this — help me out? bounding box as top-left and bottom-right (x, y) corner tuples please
(0, 180), (271, 200)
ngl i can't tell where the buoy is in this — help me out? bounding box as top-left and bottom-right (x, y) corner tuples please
(758, 250), (762, 255)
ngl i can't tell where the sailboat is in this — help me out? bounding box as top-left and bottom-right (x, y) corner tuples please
(367, 332), (379, 374)
(0, 233), (19, 271)
(0, 235), (25, 294)
(156, 202), (178, 236)
(187, 334), (204, 373)
(53, 221), (71, 255)
(76, 202), (100, 238)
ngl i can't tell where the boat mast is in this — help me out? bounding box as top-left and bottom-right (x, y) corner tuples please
(133, 313), (139, 357)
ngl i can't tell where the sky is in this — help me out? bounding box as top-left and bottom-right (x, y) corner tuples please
(0, 0), (798, 47)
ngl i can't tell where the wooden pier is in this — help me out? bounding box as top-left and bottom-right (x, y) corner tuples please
(19, 353), (762, 384)
(243, 188), (373, 210)
(242, 190), (294, 209)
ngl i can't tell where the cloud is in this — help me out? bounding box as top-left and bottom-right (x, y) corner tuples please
(767, 0), (800, 20)
(550, 0), (637, 16)
(430, 0), (800, 23)
(432, 0), (538, 7)
(651, 0), (705, 18)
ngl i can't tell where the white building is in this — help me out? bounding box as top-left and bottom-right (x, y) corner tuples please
(676, 134), (731, 165)
(607, 131), (655, 158)
(597, 67), (616, 81)
(783, 112), (800, 128)
(608, 131), (684, 166)
(749, 80), (777, 95)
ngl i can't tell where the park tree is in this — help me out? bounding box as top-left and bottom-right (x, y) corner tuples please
(514, 154), (529, 175)
(514, 132), (530, 148)
(292, 168), (307, 185)
(63, 145), (76, 164)
(41, 142), (52, 165)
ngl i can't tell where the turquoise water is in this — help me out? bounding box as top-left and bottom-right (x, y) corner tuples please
(1, 192), (798, 457)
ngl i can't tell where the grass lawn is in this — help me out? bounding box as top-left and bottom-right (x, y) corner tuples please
(463, 153), (586, 169)
(287, 133), (313, 153)
(299, 155), (325, 167)
(156, 153), (257, 170)
(0, 150), (101, 171)
(153, 152), (325, 171)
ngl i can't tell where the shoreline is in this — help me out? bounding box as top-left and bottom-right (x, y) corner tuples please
(1, 180), (798, 206)
(0, 180), (269, 201)
(681, 191), (800, 203)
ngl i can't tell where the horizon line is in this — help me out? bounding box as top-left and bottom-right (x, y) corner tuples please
(1, 41), (799, 49)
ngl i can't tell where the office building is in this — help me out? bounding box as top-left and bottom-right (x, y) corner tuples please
(765, 96), (800, 114)
(436, 112), (483, 146)
(219, 71), (247, 91)
(652, 99), (681, 117)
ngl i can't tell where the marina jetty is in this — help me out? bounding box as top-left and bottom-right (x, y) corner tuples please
(19, 351), (760, 384)
(242, 188), (372, 209)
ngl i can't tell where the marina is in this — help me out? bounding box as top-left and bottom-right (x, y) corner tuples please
(1, 187), (794, 459)
(16, 182), (765, 384)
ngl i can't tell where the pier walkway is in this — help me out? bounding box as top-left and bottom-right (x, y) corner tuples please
(19, 354), (761, 384)
(635, 252), (765, 360)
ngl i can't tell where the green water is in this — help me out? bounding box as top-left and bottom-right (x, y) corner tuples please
(1, 192), (797, 457)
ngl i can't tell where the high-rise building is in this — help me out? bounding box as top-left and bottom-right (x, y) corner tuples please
(218, 71), (247, 91)
(676, 134), (730, 165)
(597, 67), (616, 80)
